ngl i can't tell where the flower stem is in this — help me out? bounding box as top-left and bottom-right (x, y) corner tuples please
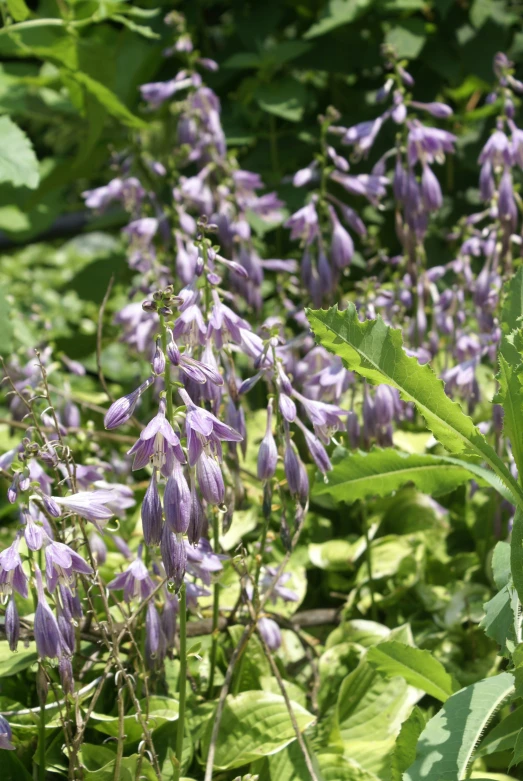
(160, 314), (173, 421)
(174, 582), (187, 781)
(38, 669), (46, 781)
(361, 502), (376, 620)
(207, 510), (220, 695)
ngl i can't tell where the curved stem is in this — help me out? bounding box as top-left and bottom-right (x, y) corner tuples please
(207, 511), (220, 695)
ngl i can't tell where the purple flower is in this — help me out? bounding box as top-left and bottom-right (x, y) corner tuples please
(5, 597), (19, 652)
(284, 436), (302, 497)
(258, 616), (282, 651)
(104, 376), (154, 429)
(34, 565), (62, 659)
(292, 391), (346, 444)
(342, 117), (384, 155)
(260, 567), (299, 604)
(108, 556), (155, 602)
(421, 165), (442, 211)
(82, 178), (124, 210)
(59, 657), (74, 695)
(145, 602), (167, 670)
(330, 171), (388, 205)
(295, 419), (331, 474)
(258, 401), (278, 481)
(164, 461), (191, 534)
(196, 451), (225, 505)
(179, 388), (242, 466)
(0, 538), (28, 598)
(207, 291), (250, 347)
(23, 512), (44, 552)
(498, 168), (517, 224)
(53, 490), (116, 529)
(160, 526), (187, 588)
(293, 161), (319, 187)
(478, 129), (512, 167)
(140, 76), (193, 108)
(410, 101), (453, 118)
(407, 122), (456, 166)
(127, 398), (185, 475)
(166, 329), (224, 386)
(279, 393), (297, 423)
(142, 469), (163, 546)
(89, 531), (107, 564)
(185, 538), (226, 585)
(187, 482), (205, 546)
(328, 205), (354, 268)
(152, 338), (166, 376)
(284, 202), (319, 244)
(0, 715), (15, 751)
(45, 540), (92, 592)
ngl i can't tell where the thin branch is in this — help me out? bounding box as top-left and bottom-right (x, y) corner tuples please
(97, 274), (115, 403)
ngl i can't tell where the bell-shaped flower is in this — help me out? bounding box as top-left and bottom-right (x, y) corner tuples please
(0, 715), (15, 751)
(0, 537), (28, 598)
(196, 451), (225, 506)
(164, 461), (191, 534)
(108, 554), (155, 602)
(44, 539), (93, 593)
(5, 597), (19, 652)
(179, 388), (242, 466)
(160, 526), (187, 588)
(53, 490), (116, 529)
(104, 376), (154, 430)
(292, 391), (346, 444)
(258, 401), (278, 480)
(127, 398), (185, 476)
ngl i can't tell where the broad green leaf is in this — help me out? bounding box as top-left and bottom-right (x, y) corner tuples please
(228, 625), (271, 691)
(304, 0), (374, 39)
(309, 536), (368, 571)
(0, 116), (39, 188)
(255, 79), (307, 122)
(476, 704), (523, 757)
(510, 728), (523, 767)
(326, 619), (391, 650)
(306, 305), (523, 508)
(313, 448), (474, 501)
(0, 640), (37, 676)
(91, 696), (178, 742)
(333, 661), (417, 776)
(404, 672), (515, 780)
(84, 754), (157, 780)
(201, 691), (315, 770)
(266, 737), (324, 780)
(65, 71), (146, 129)
(366, 642), (459, 702)
(317, 753), (379, 780)
(501, 266), (523, 337)
(391, 706), (426, 781)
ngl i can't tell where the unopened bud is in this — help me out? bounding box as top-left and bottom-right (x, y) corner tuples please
(142, 300), (157, 313)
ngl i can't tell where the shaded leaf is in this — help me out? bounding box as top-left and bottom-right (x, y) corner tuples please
(0, 116), (39, 188)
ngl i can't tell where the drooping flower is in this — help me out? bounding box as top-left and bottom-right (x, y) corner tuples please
(141, 469), (163, 546)
(0, 715), (15, 751)
(0, 538), (28, 598)
(53, 490), (116, 529)
(164, 461), (191, 534)
(104, 376), (154, 430)
(127, 398), (185, 475)
(258, 401), (278, 481)
(107, 555), (155, 602)
(34, 565), (62, 660)
(179, 388), (242, 466)
(44, 539), (93, 593)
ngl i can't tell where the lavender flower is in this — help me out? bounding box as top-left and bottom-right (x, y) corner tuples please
(160, 526), (187, 587)
(0, 538), (28, 598)
(127, 398), (185, 475)
(0, 716), (15, 751)
(5, 597), (19, 652)
(34, 565), (62, 659)
(104, 376), (154, 430)
(164, 461), (191, 534)
(44, 540), (93, 592)
(258, 401), (278, 480)
(53, 490), (116, 528)
(142, 469), (163, 546)
(108, 555), (155, 602)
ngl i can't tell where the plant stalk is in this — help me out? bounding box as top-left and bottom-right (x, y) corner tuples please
(207, 511), (220, 695)
(174, 583), (187, 781)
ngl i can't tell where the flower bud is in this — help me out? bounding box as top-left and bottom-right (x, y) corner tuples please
(161, 526), (187, 588)
(164, 462), (191, 534)
(5, 597), (19, 652)
(104, 376), (153, 430)
(152, 338), (166, 376)
(187, 483), (204, 545)
(196, 453), (225, 506)
(142, 299), (158, 312)
(59, 657), (74, 695)
(258, 402), (278, 481)
(142, 469), (163, 545)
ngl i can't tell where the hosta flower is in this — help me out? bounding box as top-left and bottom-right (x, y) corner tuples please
(127, 398), (185, 475)
(0, 538), (28, 598)
(5, 597), (19, 652)
(44, 540), (93, 592)
(196, 451), (225, 505)
(257, 401), (278, 481)
(292, 391), (346, 444)
(108, 555), (155, 602)
(141, 469), (163, 546)
(34, 565), (62, 659)
(179, 388), (242, 465)
(145, 602), (167, 670)
(166, 329), (223, 386)
(53, 490), (116, 529)
(164, 462), (191, 534)
(160, 526), (187, 588)
(258, 616), (282, 651)
(185, 538), (226, 586)
(104, 376), (154, 429)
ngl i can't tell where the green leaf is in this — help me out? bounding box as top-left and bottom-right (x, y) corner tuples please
(304, 0), (374, 39)
(333, 661), (415, 776)
(65, 71), (146, 129)
(313, 448), (474, 502)
(366, 641), (458, 702)
(492, 541), (511, 589)
(317, 753), (379, 780)
(255, 78), (307, 122)
(91, 696), (178, 742)
(201, 691), (315, 770)
(385, 20), (427, 59)
(496, 355), (523, 482)
(502, 266), (523, 337)
(6, 0), (30, 21)
(479, 586), (515, 655)
(0, 640), (37, 676)
(510, 728), (523, 767)
(391, 706), (426, 781)
(511, 509), (523, 605)
(306, 305), (523, 508)
(476, 704), (523, 757)
(404, 672), (515, 780)
(0, 116), (39, 189)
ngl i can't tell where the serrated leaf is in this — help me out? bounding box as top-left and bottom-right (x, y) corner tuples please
(306, 305), (523, 508)
(314, 448), (474, 501)
(496, 355), (523, 482)
(392, 706), (426, 781)
(201, 691), (315, 770)
(404, 673), (515, 780)
(0, 116), (39, 188)
(501, 266), (523, 337)
(366, 642), (458, 702)
(476, 704), (523, 757)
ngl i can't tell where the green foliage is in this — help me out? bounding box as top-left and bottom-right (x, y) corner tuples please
(403, 673), (515, 780)
(0, 115), (39, 188)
